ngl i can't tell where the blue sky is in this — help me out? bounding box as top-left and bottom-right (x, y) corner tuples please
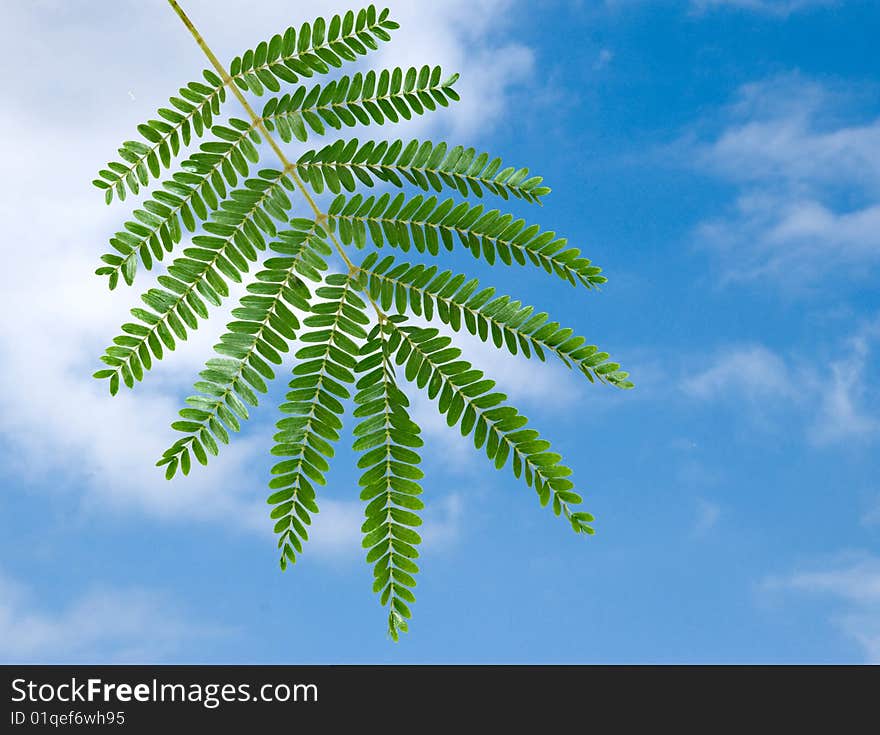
(1, 0), (878, 663)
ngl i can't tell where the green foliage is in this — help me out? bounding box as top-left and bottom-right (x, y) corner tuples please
(383, 318), (591, 530)
(228, 6), (399, 95)
(359, 253), (633, 388)
(270, 274), (369, 570)
(93, 2), (632, 640)
(354, 321), (425, 639)
(261, 66), (459, 143)
(157, 221), (322, 477)
(95, 169), (296, 393)
(97, 118), (264, 288)
(295, 138), (547, 202)
(93, 70), (227, 203)
(327, 192), (605, 288)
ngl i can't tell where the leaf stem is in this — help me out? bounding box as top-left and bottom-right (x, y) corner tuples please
(165, 0), (388, 322)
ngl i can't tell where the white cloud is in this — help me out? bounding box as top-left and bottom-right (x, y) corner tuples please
(304, 492), (466, 559)
(691, 0), (837, 15)
(682, 325), (879, 444)
(776, 556), (880, 605)
(0, 569), (218, 663)
(305, 500), (364, 558)
(0, 1), (537, 537)
(764, 552), (880, 662)
(809, 328), (879, 445)
(606, 0), (835, 16)
(422, 492), (465, 547)
(703, 78), (880, 189)
(691, 75), (880, 287)
(682, 344), (793, 402)
(862, 497), (880, 528)
(593, 48), (614, 71)
(0, 114), (270, 530)
(836, 612), (880, 663)
(693, 498), (721, 535)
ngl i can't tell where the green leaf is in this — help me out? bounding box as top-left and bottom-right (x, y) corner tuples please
(359, 255), (630, 388)
(229, 7), (398, 96)
(297, 138), (546, 204)
(386, 320), (591, 526)
(96, 72), (227, 202)
(262, 66), (458, 143)
(329, 193), (605, 289)
(158, 225), (319, 474)
(353, 321), (424, 641)
(96, 170), (294, 393)
(92, 2), (629, 644)
(266, 273), (366, 567)
(98, 118), (263, 289)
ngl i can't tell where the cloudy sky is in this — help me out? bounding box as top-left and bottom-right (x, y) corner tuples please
(1, 0), (878, 663)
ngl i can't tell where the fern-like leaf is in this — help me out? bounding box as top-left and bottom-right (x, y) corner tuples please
(157, 222), (329, 477)
(93, 70), (227, 203)
(229, 6), (397, 96)
(269, 274), (370, 568)
(94, 5), (394, 203)
(92, 1), (630, 641)
(354, 320), (424, 639)
(360, 254), (633, 388)
(261, 66), (459, 143)
(296, 138), (547, 202)
(94, 170), (295, 393)
(97, 118), (264, 288)
(386, 319), (595, 532)
(328, 193), (606, 288)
